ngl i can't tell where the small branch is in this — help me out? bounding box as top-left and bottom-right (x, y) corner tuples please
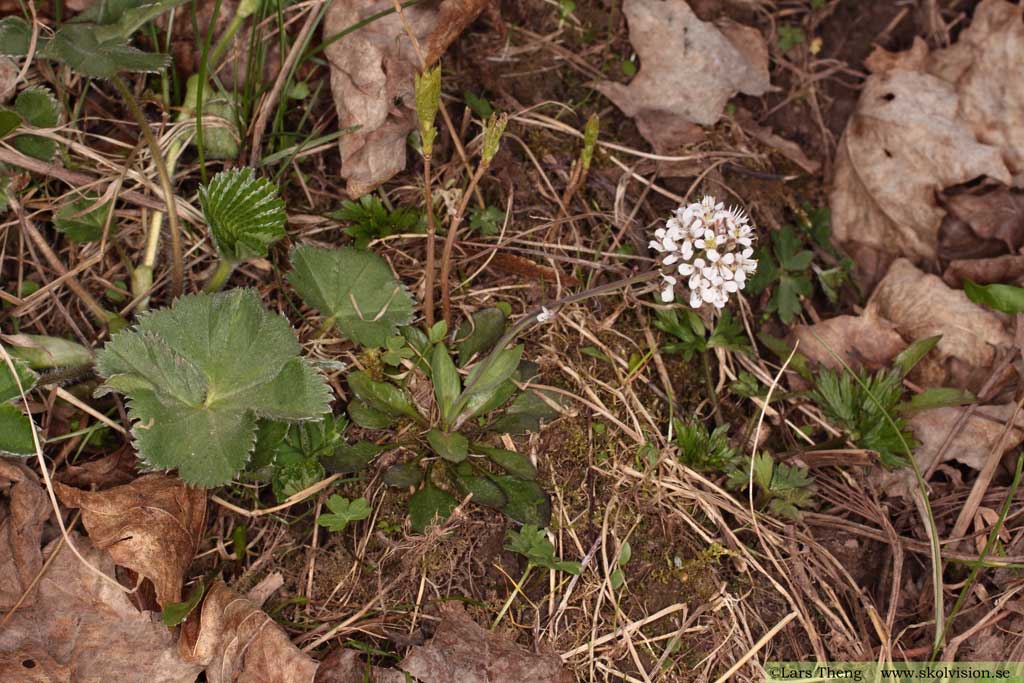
(438, 162), (488, 325)
(112, 74), (185, 298)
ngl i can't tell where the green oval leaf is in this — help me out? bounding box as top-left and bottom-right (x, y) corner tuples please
(0, 404), (36, 456)
(456, 307), (507, 366)
(409, 482), (457, 533)
(162, 578), (205, 627)
(492, 475), (551, 526)
(964, 279), (1024, 315)
(321, 440), (384, 473)
(426, 429), (468, 463)
(347, 371), (420, 420)
(474, 445), (537, 480)
(451, 463), (506, 508)
(430, 342), (460, 425)
(347, 400), (394, 429)
(383, 461), (424, 488)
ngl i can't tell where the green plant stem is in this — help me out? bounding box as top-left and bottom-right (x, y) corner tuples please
(135, 137), (186, 309)
(932, 453), (1024, 660)
(208, 7), (249, 70)
(422, 154), (436, 327)
(113, 75), (185, 299)
(492, 564), (531, 630)
(203, 259), (234, 293)
(701, 350), (724, 426)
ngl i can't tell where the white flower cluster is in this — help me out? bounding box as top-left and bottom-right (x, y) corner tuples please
(649, 195), (758, 309)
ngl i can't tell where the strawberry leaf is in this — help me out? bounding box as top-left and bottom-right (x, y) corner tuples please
(95, 289), (331, 486)
(199, 168), (285, 263)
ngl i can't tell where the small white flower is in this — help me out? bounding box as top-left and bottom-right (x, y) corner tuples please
(536, 306), (555, 324)
(648, 195), (758, 310)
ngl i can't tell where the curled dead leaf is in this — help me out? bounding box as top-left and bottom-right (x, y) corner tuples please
(0, 460), (49, 611)
(57, 446), (138, 489)
(830, 39), (1010, 281)
(180, 580), (318, 683)
(0, 534), (201, 683)
(314, 649), (405, 683)
(943, 254), (1024, 288)
(791, 311), (906, 372)
(595, 0), (770, 153)
(55, 473), (206, 607)
(928, 0), (1024, 183)
(943, 189), (1024, 253)
(869, 259), (1013, 392)
(399, 602), (571, 683)
(908, 403), (1024, 472)
(325, 0), (489, 197)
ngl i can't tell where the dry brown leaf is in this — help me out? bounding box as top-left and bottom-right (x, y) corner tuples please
(0, 460), (49, 611)
(830, 39), (1010, 279)
(399, 602), (570, 683)
(595, 0), (770, 153)
(943, 189), (1024, 252)
(0, 533), (201, 683)
(869, 259), (1013, 391)
(791, 311), (906, 372)
(57, 446), (138, 489)
(487, 252), (580, 286)
(55, 473), (206, 607)
(908, 403), (1024, 471)
(325, 0), (489, 197)
(928, 0), (1024, 183)
(735, 108), (819, 175)
(314, 649), (406, 683)
(180, 580), (318, 683)
(943, 254), (1024, 288)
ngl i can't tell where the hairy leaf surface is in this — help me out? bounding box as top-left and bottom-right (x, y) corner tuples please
(96, 290), (330, 485)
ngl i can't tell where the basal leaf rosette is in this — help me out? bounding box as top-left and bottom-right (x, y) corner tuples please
(96, 289), (331, 486)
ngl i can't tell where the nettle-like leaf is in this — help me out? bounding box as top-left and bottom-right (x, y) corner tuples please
(4, 87), (60, 162)
(95, 289), (331, 485)
(199, 169), (286, 263)
(0, 357), (38, 456)
(288, 245), (415, 347)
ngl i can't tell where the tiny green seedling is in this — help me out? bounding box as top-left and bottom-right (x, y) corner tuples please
(655, 308), (749, 361)
(251, 414), (350, 502)
(610, 540), (631, 589)
(54, 192), (115, 243)
(331, 195), (425, 249)
(317, 495), (371, 532)
(777, 25), (806, 53)
(0, 356), (39, 456)
(505, 525), (580, 575)
(726, 452), (816, 519)
(672, 417), (742, 473)
(469, 205), (505, 236)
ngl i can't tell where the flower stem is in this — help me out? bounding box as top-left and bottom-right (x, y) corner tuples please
(701, 349), (724, 427)
(203, 259), (234, 293)
(422, 154), (436, 327)
(439, 162), (488, 326)
(112, 75), (185, 299)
